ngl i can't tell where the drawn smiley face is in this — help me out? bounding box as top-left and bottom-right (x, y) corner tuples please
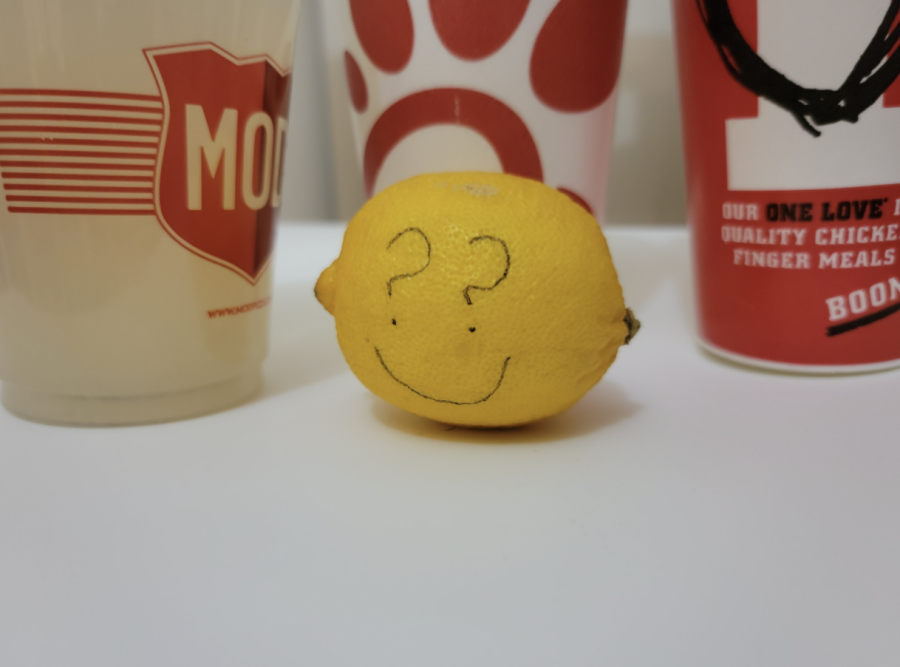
(315, 172), (632, 428)
(373, 226), (512, 405)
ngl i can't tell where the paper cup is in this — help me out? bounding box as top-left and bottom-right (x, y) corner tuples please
(0, 0), (302, 424)
(336, 0), (628, 220)
(673, 0), (900, 372)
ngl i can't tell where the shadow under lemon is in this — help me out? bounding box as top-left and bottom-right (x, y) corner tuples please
(369, 379), (642, 445)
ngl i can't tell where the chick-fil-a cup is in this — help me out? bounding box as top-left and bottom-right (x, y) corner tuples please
(336, 0), (628, 221)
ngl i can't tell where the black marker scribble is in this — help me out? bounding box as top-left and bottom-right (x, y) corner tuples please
(826, 300), (900, 336)
(698, 0), (900, 136)
(387, 227), (430, 297)
(464, 236), (510, 305)
(375, 348), (511, 405)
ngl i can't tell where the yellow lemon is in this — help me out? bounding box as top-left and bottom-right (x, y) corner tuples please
(315, 172), (638, 427)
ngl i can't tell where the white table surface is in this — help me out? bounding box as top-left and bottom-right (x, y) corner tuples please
(2, 221), (899, 667)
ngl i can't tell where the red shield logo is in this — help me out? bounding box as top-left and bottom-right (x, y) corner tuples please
(146, 43), (291, 283)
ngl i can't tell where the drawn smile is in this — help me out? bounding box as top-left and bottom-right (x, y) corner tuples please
(374, 348), (511, 405)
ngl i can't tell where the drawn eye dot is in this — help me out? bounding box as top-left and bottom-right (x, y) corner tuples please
(392, 318), (397, 325)
(469, 327), (476, 332)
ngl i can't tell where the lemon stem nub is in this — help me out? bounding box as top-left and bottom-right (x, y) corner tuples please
(624, 308), (641, 345)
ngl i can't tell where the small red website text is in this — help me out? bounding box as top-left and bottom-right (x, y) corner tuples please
(207, 297), (271, 319)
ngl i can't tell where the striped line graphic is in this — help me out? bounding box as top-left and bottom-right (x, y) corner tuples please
(0, 89), (162, 215)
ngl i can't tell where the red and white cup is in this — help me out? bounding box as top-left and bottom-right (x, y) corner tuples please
(673, 0), (900, 372)
(336, 0), (628, 220)
(0, 0), (301, 424)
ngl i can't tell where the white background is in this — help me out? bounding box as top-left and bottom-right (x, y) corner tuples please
(3, 222), (899, 667)
(281, 0), (686, 223)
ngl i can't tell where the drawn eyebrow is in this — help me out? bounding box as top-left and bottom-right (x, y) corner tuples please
(387, 227), (431, 297)
(463, 235), (510, 305)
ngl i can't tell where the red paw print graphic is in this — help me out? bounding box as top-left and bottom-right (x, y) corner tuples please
(340, 0), (628, 219)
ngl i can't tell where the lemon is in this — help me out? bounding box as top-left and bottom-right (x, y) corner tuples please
(315, 172), (638, 427)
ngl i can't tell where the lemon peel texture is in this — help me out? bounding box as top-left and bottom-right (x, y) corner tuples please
(315, 171), (638, 427)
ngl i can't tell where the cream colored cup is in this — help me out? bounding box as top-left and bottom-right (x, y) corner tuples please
(0, 0), (302, 425)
